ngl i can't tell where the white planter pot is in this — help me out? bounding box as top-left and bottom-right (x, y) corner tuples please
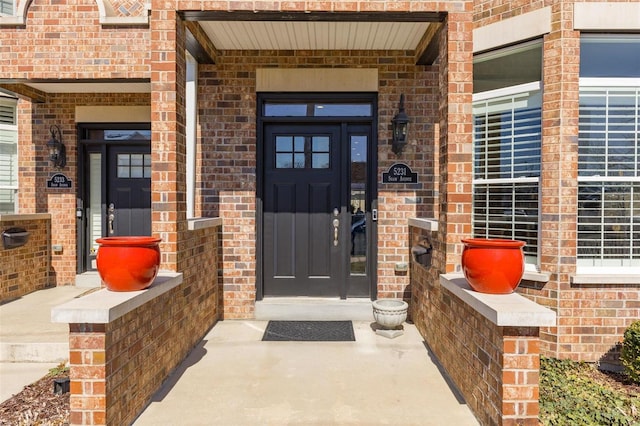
(372, 299), (408, 329)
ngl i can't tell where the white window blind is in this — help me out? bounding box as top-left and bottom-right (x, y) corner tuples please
(578, 86), (640, 268)
(0, 99), (17, 214)
(473, 85), (541, 263)
(0, 0), (14, 16)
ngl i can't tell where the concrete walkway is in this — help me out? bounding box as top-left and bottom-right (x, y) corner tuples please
(134, 321), (478, 425)
(0, 286), (89, 402)
(1, 288), (479, 425)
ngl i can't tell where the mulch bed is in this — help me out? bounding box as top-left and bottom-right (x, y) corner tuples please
(0, 370), (69, 426)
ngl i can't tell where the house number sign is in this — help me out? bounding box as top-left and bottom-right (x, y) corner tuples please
(47, 173), (73, 189)
(382, 163), (418, 184)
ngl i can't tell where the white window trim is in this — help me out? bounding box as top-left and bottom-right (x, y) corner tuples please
(580, 77), (640, 88)
(576, 80), (640, 276)
(185, 51), (197, 220)
(0, 97), (18, 214)
(473, 81), (541, 102)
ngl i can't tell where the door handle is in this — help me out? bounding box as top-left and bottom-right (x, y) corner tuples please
(108, 203), (115, 235)
(333, 218), (340, 246)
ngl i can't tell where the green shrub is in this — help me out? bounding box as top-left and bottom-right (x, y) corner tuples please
(540, 356), (640, 425)
(621, 320), (640, 384)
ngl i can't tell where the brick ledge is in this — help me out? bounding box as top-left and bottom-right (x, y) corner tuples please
(440, 273), (556, 327)
(51, 271), (183, 324)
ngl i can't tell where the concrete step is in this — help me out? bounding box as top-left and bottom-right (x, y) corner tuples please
(0, 343), (68, 363)
(255, 297), (375, 321)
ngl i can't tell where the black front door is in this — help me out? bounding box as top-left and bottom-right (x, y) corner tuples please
(78, 125), (151, 271)
(263, 124), (343, 297)
(262, 119), (375, 298)
(107, 145), (152, 236)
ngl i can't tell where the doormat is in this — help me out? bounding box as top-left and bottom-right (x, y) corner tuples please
(262, 321), (355, 342)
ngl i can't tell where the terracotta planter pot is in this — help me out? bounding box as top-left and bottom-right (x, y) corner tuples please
(96, 236), (161, 292)
(461, 238), (526, 294)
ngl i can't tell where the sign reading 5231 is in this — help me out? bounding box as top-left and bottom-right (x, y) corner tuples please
(47, 173), (73, 189)
(382, 163), (418, 184)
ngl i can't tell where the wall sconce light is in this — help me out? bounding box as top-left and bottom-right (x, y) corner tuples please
(47, 125), (66, 169)
(391, 94), (410, 156)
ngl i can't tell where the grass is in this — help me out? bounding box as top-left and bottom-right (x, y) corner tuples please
(539, 356), (640, 426)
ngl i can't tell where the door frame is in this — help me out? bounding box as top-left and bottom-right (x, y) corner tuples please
(76, 123), (151, 273)
(256, 92), (378, 300)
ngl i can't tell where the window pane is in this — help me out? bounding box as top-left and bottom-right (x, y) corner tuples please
(314, 104), (372, 117)
(578, 88), (640, 178)
(275, 153), (292, 169)
(473, 183), (539, 261)
(0, 0), (14, 16)
(580, 36), (640, 78)
(265, 102), (373, 117)
(578, 182), (640, 266)
(312, 136), (329, 152)
(312, 153), (329, 169)
(350, 135), (367, 275)
(473, 91), (541, 180)
(293, 153), (305, 168)
(0, 189), (16, 214)
(473, 87), (541, 264)
(275, 136), (292, 152)
(103, 130), (151, 140)
(294, 136), (305, 153)
(473, 40), (542, 93)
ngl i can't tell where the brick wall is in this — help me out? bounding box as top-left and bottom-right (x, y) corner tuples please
(411, 225), (543, 425)
(68, 225), (220, 425)
(0, 215), (51, 303)
(13, 93), (151, 286)
(196, 50), (441, 316)
(0, 0), (150, 79)
(471, 0), (640, 365)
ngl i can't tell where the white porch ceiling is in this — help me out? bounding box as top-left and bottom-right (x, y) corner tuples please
(199, 21), (431, 50)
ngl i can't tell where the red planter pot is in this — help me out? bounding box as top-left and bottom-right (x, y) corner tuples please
(96, 236), (162, 292)
(461, 238), (526, 294)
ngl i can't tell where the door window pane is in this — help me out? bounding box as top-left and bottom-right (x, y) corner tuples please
(275, 135), (331, 169)
(117, 154), (151, 178)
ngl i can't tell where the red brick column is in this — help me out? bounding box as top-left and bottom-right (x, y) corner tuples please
(150, 7), (187, 271)
(437, 11), (474, 274)
(69, 324), (107, 425)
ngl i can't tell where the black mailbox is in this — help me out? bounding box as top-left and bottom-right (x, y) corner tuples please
(2, 227), (29, 249)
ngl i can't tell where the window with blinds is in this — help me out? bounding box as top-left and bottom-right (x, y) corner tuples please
(0, 0), (14, 15)
(0, 99), (17, 214)
(472, 86), (541, 264)
(577, 86), (640, 268)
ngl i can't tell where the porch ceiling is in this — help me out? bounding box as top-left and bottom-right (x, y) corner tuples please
(198, 21), (432, 50)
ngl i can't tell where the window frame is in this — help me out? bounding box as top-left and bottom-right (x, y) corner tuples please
(0, 97), (18, 214)
(577, 78), (640, 274)
(472, 80), (542, 270)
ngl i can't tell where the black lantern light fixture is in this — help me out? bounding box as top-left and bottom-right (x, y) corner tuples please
(391, 94), (410, 155)
(47, 125), (66, 169)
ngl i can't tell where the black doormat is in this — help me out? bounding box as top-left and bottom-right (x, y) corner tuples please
(262, 321), (355, 342)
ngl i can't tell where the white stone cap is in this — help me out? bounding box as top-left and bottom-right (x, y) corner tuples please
(439, 274), (556, 327)
(51, 272), (183, 324)
(0, 213), (51, 221)
(187, 217), (222, 231)
(408, 218), (438, 232)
